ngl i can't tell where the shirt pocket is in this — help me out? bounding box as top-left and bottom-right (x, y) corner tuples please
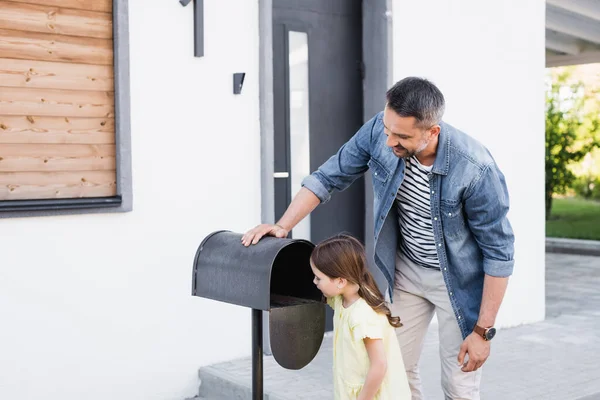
(440, 200), (466, 239)
(368, 158), (390, 199)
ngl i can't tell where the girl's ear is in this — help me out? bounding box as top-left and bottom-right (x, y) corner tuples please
(337, 277), (348, 288)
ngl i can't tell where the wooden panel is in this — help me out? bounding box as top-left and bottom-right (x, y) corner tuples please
(0, 1), (112, 39)
(0, 115), (114, 144)
(0, 170), (116, 200)
(4, 0), (112, 13)
(0, 87), (114, 118)
(0, 0), (117, 202)
(0, 28), (113, 65)
(0, 144), (115, 172)
(0, 58), (113, 91)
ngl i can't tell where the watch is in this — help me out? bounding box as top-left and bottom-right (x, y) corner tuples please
(473, 324), (496, 341)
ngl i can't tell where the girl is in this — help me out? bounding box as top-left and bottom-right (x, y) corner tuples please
(310, 234), (411, 400)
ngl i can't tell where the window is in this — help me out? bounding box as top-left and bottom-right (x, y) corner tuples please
(0, 0), (131, 214)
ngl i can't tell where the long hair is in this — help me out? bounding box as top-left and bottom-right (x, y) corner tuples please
(310, 234), (402, 328)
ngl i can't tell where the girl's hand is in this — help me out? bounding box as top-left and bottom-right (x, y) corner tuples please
(357, 338), (387, 400)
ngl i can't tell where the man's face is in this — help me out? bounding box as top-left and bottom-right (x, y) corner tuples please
(382, 107), (435, 159)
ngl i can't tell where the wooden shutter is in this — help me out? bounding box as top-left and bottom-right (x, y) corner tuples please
(0, 0), (116, 201)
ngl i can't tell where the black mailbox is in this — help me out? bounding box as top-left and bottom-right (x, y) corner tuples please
(192, 230), (325, 398)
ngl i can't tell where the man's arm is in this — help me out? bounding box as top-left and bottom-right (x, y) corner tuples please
(464, 161), (515, 277)
(242, 188), (320, 246)
(477, 275), (509, 329)
(242, 114), (380, 246)
(458, 161), (515, 372)
(457, 275), (508, 372)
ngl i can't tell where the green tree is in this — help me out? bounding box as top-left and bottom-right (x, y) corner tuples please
(545, 70), (600, 220)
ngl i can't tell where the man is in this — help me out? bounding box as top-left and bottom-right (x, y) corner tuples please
(242, 77), (514, 399)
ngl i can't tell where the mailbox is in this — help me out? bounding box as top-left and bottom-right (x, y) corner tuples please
(192, 230), (325, 399)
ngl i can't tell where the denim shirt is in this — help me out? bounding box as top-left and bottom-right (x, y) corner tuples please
(301, 112), (515, 339)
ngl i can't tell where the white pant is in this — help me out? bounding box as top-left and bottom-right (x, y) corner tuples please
(390, 251), (482, 400)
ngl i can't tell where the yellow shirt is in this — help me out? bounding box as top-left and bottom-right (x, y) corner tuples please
(328, 295), (411, 400)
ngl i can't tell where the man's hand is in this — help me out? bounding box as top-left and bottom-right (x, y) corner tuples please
(241, 224), (288, 246)
(457, 332), (490, 372)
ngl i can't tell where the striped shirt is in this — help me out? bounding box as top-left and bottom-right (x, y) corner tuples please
(395, 156), (440, 270)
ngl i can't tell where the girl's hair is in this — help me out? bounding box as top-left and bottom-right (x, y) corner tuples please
(310, 234), (402, 328)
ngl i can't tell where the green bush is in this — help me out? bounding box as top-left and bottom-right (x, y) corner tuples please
(594, 183), (600, 201)
(573, 175), (600, 200)
(573, 176), (596, 198)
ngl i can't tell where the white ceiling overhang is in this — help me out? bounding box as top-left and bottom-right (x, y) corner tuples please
(546, 0), (600, 67)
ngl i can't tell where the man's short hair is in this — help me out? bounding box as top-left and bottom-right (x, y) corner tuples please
(386, 77), (445, 129)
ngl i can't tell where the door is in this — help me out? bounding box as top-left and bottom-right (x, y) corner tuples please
(273, 0), (365, 330)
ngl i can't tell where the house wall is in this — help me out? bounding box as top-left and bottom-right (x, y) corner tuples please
(392, 0), (547, 328)
(0, 1), (261, 399)
(0, 1), (549, 399)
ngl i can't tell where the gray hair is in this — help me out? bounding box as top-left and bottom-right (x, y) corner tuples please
(385, 77), (445, 129)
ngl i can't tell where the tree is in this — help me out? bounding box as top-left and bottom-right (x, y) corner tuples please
(545, 70), (600, 220)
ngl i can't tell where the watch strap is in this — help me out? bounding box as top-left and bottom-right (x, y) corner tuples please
(473, 324), (487, 339)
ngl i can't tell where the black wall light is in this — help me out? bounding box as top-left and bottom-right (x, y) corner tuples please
(180, 0), (204, 57)
(233, 73), (246, 95)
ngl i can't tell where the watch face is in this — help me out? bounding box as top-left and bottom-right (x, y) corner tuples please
(485, 327), (497, 341)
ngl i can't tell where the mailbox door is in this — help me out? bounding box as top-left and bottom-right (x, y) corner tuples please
(269, 300), (325, 369)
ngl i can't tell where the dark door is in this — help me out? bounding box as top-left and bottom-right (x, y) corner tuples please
(273, 0), (365, 330)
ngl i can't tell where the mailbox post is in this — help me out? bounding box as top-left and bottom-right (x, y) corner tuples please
(192, 230), (325, 399)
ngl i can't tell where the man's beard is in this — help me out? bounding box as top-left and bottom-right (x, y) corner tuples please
(395, 136), (430, 159)
(413, 136), (430, 155)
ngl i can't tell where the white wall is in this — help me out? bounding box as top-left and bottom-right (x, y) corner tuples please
(392, 0), (547, 328)
(0, 1), (261, 399)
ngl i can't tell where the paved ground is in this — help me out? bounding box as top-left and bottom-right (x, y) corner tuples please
(200, 253), (600, 399)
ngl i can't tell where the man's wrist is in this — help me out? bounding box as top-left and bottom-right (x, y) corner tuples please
(274, 223), (288, 231)
(473, 324), (497, 341)
(476, 315), (495, 327)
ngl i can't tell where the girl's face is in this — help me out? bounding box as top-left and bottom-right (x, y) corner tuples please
(310, 262), (342, 298)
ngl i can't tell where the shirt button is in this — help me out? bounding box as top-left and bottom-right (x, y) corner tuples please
(438, 243), (442, 247)
(431, 190), (435, 194)
(434, 217), (438, 221)
(450, 292), (453, 296)
(458, 316), (462, 319)
(448, 213), (452, 217)
(444, 268), (447, 271)
(374, 172), (378, 176)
